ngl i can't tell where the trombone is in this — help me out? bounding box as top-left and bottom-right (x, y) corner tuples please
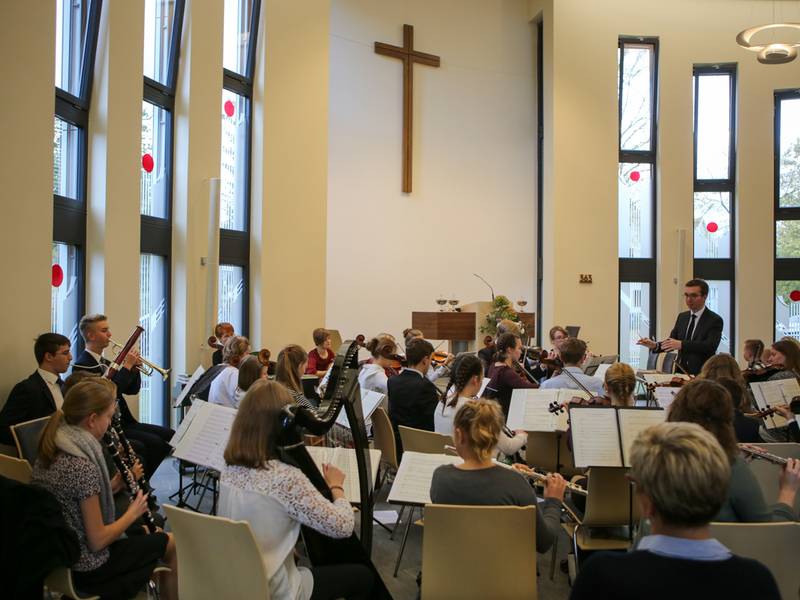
(110, 339), (170, 381)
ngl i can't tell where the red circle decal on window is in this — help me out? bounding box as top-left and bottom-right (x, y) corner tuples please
(224, 100), (235, 117)
(706, 222), (719, 233)
(629, 171), (640, 182)
(52, 264), (64, 287)
(790, 290), (800, 302)
(142, 153), (155, 173)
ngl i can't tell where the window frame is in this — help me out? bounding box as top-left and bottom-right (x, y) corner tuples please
(218, 0), (261, 338)
(692, 64), (737, 354)
(536, 19), (543, 345)
(774, 89), (800, 339)
(618, 36), (659, 358)
(52, 0), (103, 354)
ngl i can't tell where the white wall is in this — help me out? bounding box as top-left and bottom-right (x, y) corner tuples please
(327, 0), (537, 343)
(530, 0), (800, 355)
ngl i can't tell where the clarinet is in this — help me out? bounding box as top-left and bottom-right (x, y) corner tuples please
(104, 426), (158, 533)
(110, 408), (160, 515)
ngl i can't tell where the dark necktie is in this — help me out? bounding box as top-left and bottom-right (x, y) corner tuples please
(56, 377), (65, 392)
(685, 313), (697, 341)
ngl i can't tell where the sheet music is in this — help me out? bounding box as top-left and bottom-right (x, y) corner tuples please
(388, 451), (462, 505)
(336, 390), (385, 430)
(173, 403), (238, 471)
(478, 377), (491, 398)
(642, 373), (690, 385)
(305, 446), (382, 504)
(173, 365), (206, 408)
(569, 407), (623, 468)
(594, 363), (611, 381)
(618, 408), (666, 467)
(653, 387), (679, 410)
(507, 389), (562, 431)
(750, 380), (792, 428)
(169, 399), (207, 447)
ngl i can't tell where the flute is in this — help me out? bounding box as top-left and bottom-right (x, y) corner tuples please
(738, 443), (790, 466)
(513, 464), (588, 496)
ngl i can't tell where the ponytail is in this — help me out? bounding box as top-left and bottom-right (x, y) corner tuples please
(493, 332), (520, 363)
(604, 362), (636, 406)
(452, 399), (503, 462)
(275, 344), (308, 393)
(443, 354), (483, 409)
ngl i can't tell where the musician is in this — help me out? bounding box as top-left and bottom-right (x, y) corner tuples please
(531, 325), (569, 382)
(541, 338), (604, 396)
(668, 379), (799, 522)
(211, 321), (235, 366)
(0, 333), (72, 445)
(387, 338), (440, 454)
(31, 379), (177, 600)
(430, 399), (565, 552)
(234, 355), (268, 407)
(359, 336), (399, 395)
(73, 314), (173, 480)
(485, 332), (537, 417)
(208, 335), (250, 408)
(403, 328), (454, 382)
(305, 328), (334, 379)
(570, 422), (780, 600)
(743, 339), (765, 369)
(276, 344), (318, 410)
(767, 339), (800, 381)
(603, 362), (636, 407)
(477, 320), (521, 372)
(637, 279), (723, 376)
(435, 354), (526, 458)
(218, 380), (375, 600)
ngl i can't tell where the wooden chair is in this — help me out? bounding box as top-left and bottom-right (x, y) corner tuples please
(563, 467), (634, 574)
(163, 504), (270, 599)
(422, 504), (538, 599)
(45, 566), (169, 600)
(0, 453), (32, 483)
(710, 521), (800, 600)
(371, 407), (398, 486)
(11, 415), (51, 465)
(398, 425), (452, 455)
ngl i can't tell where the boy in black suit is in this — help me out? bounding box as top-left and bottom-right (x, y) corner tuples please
(387, 337), (440, 456)
(0, 333), (72, 445)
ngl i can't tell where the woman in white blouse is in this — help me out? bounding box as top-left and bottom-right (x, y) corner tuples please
(209, 335), (250, 408)
(218, 380), (375, 600)
(435, 354), (527, 459)
(358, 335), (400, 395)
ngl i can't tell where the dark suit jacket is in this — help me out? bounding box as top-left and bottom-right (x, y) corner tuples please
(387, 369), (440, 439)
(656, 307), (723, 375)
(73, 350), (140, 425)
(0, 371), (57, 446)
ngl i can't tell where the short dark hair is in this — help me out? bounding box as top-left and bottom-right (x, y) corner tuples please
(685, 279), (709, 296)
(312, 328), (330, 346)
(560, 338), (587, 365)
(34, 333), (70, 364)
(406, 337), (434, 367)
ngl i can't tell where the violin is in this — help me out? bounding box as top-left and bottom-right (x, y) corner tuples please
(744, 396), (800, 419)
(548, 395), (612, 414)
(646, 376), (689, 391)
(431, 351), (450, 366)
(742, 362), (782, 383)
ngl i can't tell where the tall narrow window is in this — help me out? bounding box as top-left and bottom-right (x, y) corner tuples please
(618, 38), (658, 368)
(140, 0), (184, 426)
(535, 20), (544, 345)
(218, 0), (261, 336)
(775, 91), (800, 339)
(53, 0), (101, 350)
(693, 66), (736, 355)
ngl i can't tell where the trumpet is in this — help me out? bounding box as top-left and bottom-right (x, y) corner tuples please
(110, 339), (170, 381)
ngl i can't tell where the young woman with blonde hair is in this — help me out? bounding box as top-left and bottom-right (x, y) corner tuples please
(32, 379), (177, 600)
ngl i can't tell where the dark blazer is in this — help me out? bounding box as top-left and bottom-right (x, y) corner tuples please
(387, 369), (440, 440)
(656, 307), (723, 375)
(73, 350), (140, 425)
(0, 371), (57, 446)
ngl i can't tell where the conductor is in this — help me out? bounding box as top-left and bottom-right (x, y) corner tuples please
(637, 279), (723, 376)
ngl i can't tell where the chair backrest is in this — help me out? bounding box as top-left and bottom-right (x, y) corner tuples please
(660, 352), (677, 374)
(0, 453), (33, 483)
(422, 504), (538, 599)
(645, 351), (659, 371)
(583, 467), (633, 526)
(371, 407), (398, 469)
(710, 521), (800, 600)
(398, 425), (452, 454)
(11, 415), (51, 465)
(163, 504), (270, 600)
(44, 566), (100, 600)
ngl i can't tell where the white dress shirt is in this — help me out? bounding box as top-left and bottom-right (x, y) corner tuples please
(540, 366), (605, 396)
(37, 368), (64, 410)
(209, 365), (240, 408)
(358, 362), (389, 395)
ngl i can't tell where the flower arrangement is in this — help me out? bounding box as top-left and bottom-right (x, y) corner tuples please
(480, 295), (520, 334)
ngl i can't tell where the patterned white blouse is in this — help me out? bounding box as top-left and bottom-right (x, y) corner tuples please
(219, 460), (354, 600)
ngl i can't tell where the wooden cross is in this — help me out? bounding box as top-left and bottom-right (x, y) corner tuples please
(375, 24), (440, 193)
